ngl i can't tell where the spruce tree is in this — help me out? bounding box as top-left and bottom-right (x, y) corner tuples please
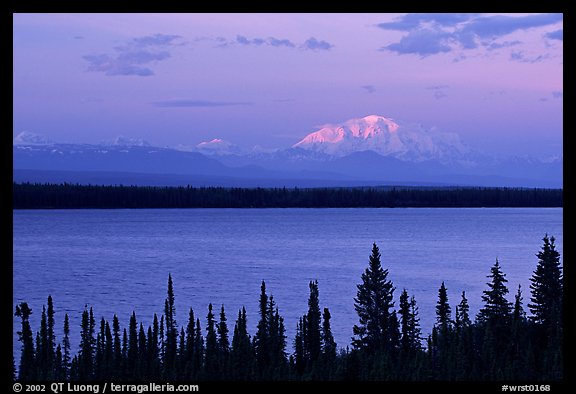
(454, 291), (473, 380)
(35, 332), (42, 376)
(95, 318), (105, 379)
(294, 318), (306, 375)
(305, 280), (322, 369)
(353, 243), (395, 353)
(205, 303), (219, 378)
(46, 296), (55, 378)
(529, 235), (562, 327)
(231, 307), (253, 380)
(389, 310), (401, 351)
(184, 308), (196, 379)
(509, 284), (528, 378)
(478, 259), (511, 325)
(62, 313), (71, 380)
(54, 344), (63, 380)
(146, 326), (158, 379)
(513, 285), (526, 322)
(70, 356), (79, 380)
(477, 259), (512, 379)
(321, 308), (337, 374)
(104, 321), (113, 379)
(177, 328), (185, 379)
(89, 308), (96, 360)
(152, 313), (160, 362)
(217, 305), (230, 377)
(15, 303), (35, 380)
(193, 318), (204, 376)
(138, 323), (148, 379)
(164, 274), (177, 379)
(268, 301), (287, 379)
(38, 305), (49, 379)
(78, 307), (94, 380)
(435, 282), (452, 331)
(530, 236), (563, 380)
(399, 289), (411, 352)
(455, 291), (471, 329)
(159, 315), (165, 373)
(399, 290), (422, 353)
(112, 315), (122, 379)
(127, 312), (138, 378)
(409, 296), (422, 350)
(254, 281), (270, 377)
(122, 328), (128, 379)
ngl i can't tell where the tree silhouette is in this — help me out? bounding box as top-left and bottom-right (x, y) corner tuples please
(15, 303), (35, 380)
(353, 243), (396, 353)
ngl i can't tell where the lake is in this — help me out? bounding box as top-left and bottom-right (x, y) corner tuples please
(13, 208), (562, 356)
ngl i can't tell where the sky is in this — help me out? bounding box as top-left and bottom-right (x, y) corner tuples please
(13, 13), (563, 158)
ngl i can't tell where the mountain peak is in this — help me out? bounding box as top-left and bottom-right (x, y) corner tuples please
(196, 138), (244, 156)
(360, 114), (398, 127)
(13, 131), (54, 146)
(197, 138), (229, 148)
(293, 115), (467, 162)
(104, 135), (151, 147)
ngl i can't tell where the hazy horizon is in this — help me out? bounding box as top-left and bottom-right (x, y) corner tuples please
(13, 13), (562, 159)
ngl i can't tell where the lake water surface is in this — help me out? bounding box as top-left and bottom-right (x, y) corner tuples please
(13, 208), (562, 355)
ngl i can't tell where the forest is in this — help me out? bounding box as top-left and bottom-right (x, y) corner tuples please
(14, 235), (562, 381)
(13, 182), (562, 209)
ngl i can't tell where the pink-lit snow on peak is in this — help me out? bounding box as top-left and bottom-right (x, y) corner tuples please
(294, 115), (400, 147)
(197, 138), (226, 147)
(293, 114), (468, 162)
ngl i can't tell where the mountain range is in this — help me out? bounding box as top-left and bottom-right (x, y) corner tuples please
(13, 115), (562, 188)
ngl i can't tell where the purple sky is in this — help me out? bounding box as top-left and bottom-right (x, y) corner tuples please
(13, 13), (563, 157)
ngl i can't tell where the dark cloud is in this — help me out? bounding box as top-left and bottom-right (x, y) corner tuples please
(552, 91), (563, 99)
(303, 37), (333, 51)
(361, 85), (376, 94)
(236, 35), (250, 45)
(132, 34), (180, 47)
(460, 14), (563, 39)
(215, 35), (329, 51)
(509, 51), (549, 63)
(379, 13), (562, 58)
(118, 50), (170, 64)
(510, 51), (524, 61)
(83, 54), (159, 76)
(546, 29), (563, 41)
(152, 99), (253, 108)
(383, 28), (452, 56)
(235, 35), (295, 48)
(486, 40), (522, 51)
(84, 33), (181, 77)
(377, 13), (476, 31)
(74, 36), (85, 40)
(269, 38), (296, 48)
(236, 35), (265, 46)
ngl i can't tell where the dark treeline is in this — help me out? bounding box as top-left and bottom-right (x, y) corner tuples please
(13, 182), (562, 209)
(14, 236), (562, 381)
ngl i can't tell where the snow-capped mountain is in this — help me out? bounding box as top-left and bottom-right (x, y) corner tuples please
(12, 115), (562, 188)
(293, 115), (469, 163)
(104, 135), (151, 147)
(195, 139), (245, 156)
(13, 131), (54, 146)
